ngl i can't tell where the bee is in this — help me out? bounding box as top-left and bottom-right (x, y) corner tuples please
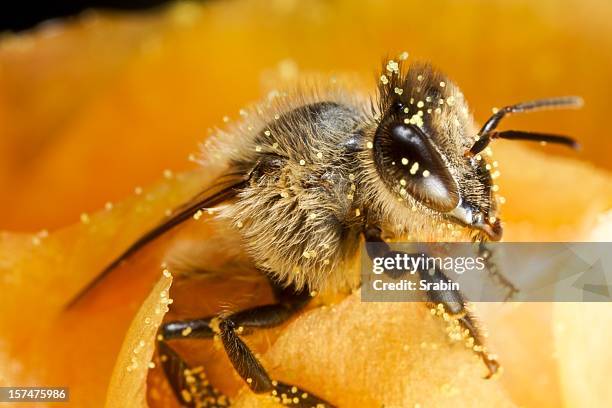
(67, 57), (581, 407)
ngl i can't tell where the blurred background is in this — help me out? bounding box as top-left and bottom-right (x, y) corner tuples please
(0, 0), (610, 233)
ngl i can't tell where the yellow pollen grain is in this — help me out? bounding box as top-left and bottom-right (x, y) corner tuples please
(400, 179), (406, 186)
(80, 213), (90, 224)
(410, 114), (424, 127)
(163, 169), (173, 179)
(423, 170), (431, 177)
(222, 116), (229, 123)
(440, 81), (446, 88)
(355, 208), (361, 217)
(255, 145), (262, 152)
(316, 151), (323, 158)
(401, 157), (409, 165)
(181, 390), (192, 402)
(193, 210), (203, 220)
(399, 51), (409, 60)
(299, 159), (306, 166)
(394, 87), (403, 95)
(366, 141), (373, 149)
(181, 327), (192, 336)
(417, 74), (424, 81)
(410, 162), (420, 174)
(403, 107), (410, 113)
(104, 201), (113, 210)
(380, 74), (389, 85)
(492, 185), (500, 192)
(386, 60), (399, 73)
(417, 100), (424, 108)
(264, 130), (271, 136)
(236, 221), (244, 228)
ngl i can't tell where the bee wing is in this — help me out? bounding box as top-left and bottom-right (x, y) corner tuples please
(65, 172), (248, 308)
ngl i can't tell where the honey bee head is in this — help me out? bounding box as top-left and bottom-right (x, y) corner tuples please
(369, 60), (501, 241)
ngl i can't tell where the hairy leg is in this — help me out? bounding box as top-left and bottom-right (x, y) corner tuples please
(158, 283), (335, 407)
(364, 226), (500, 378)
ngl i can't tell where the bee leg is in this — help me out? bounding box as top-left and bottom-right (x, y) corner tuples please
(156, 339), (229, 407)
(478, 242), (519, 301)
(364, 226), (500, 379)
(159, 285), (335, 407)
(420, 267), (501, 379)
(160, 284), (311, 340)
(217, 313), (335, 407)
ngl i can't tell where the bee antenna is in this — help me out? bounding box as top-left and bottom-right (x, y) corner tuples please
(466, 96), (583, 156)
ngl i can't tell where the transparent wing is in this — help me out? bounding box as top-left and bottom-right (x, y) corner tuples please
(65, 172), (248, 308)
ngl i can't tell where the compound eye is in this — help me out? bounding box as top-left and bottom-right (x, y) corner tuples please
(373, 121), (460, 212)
